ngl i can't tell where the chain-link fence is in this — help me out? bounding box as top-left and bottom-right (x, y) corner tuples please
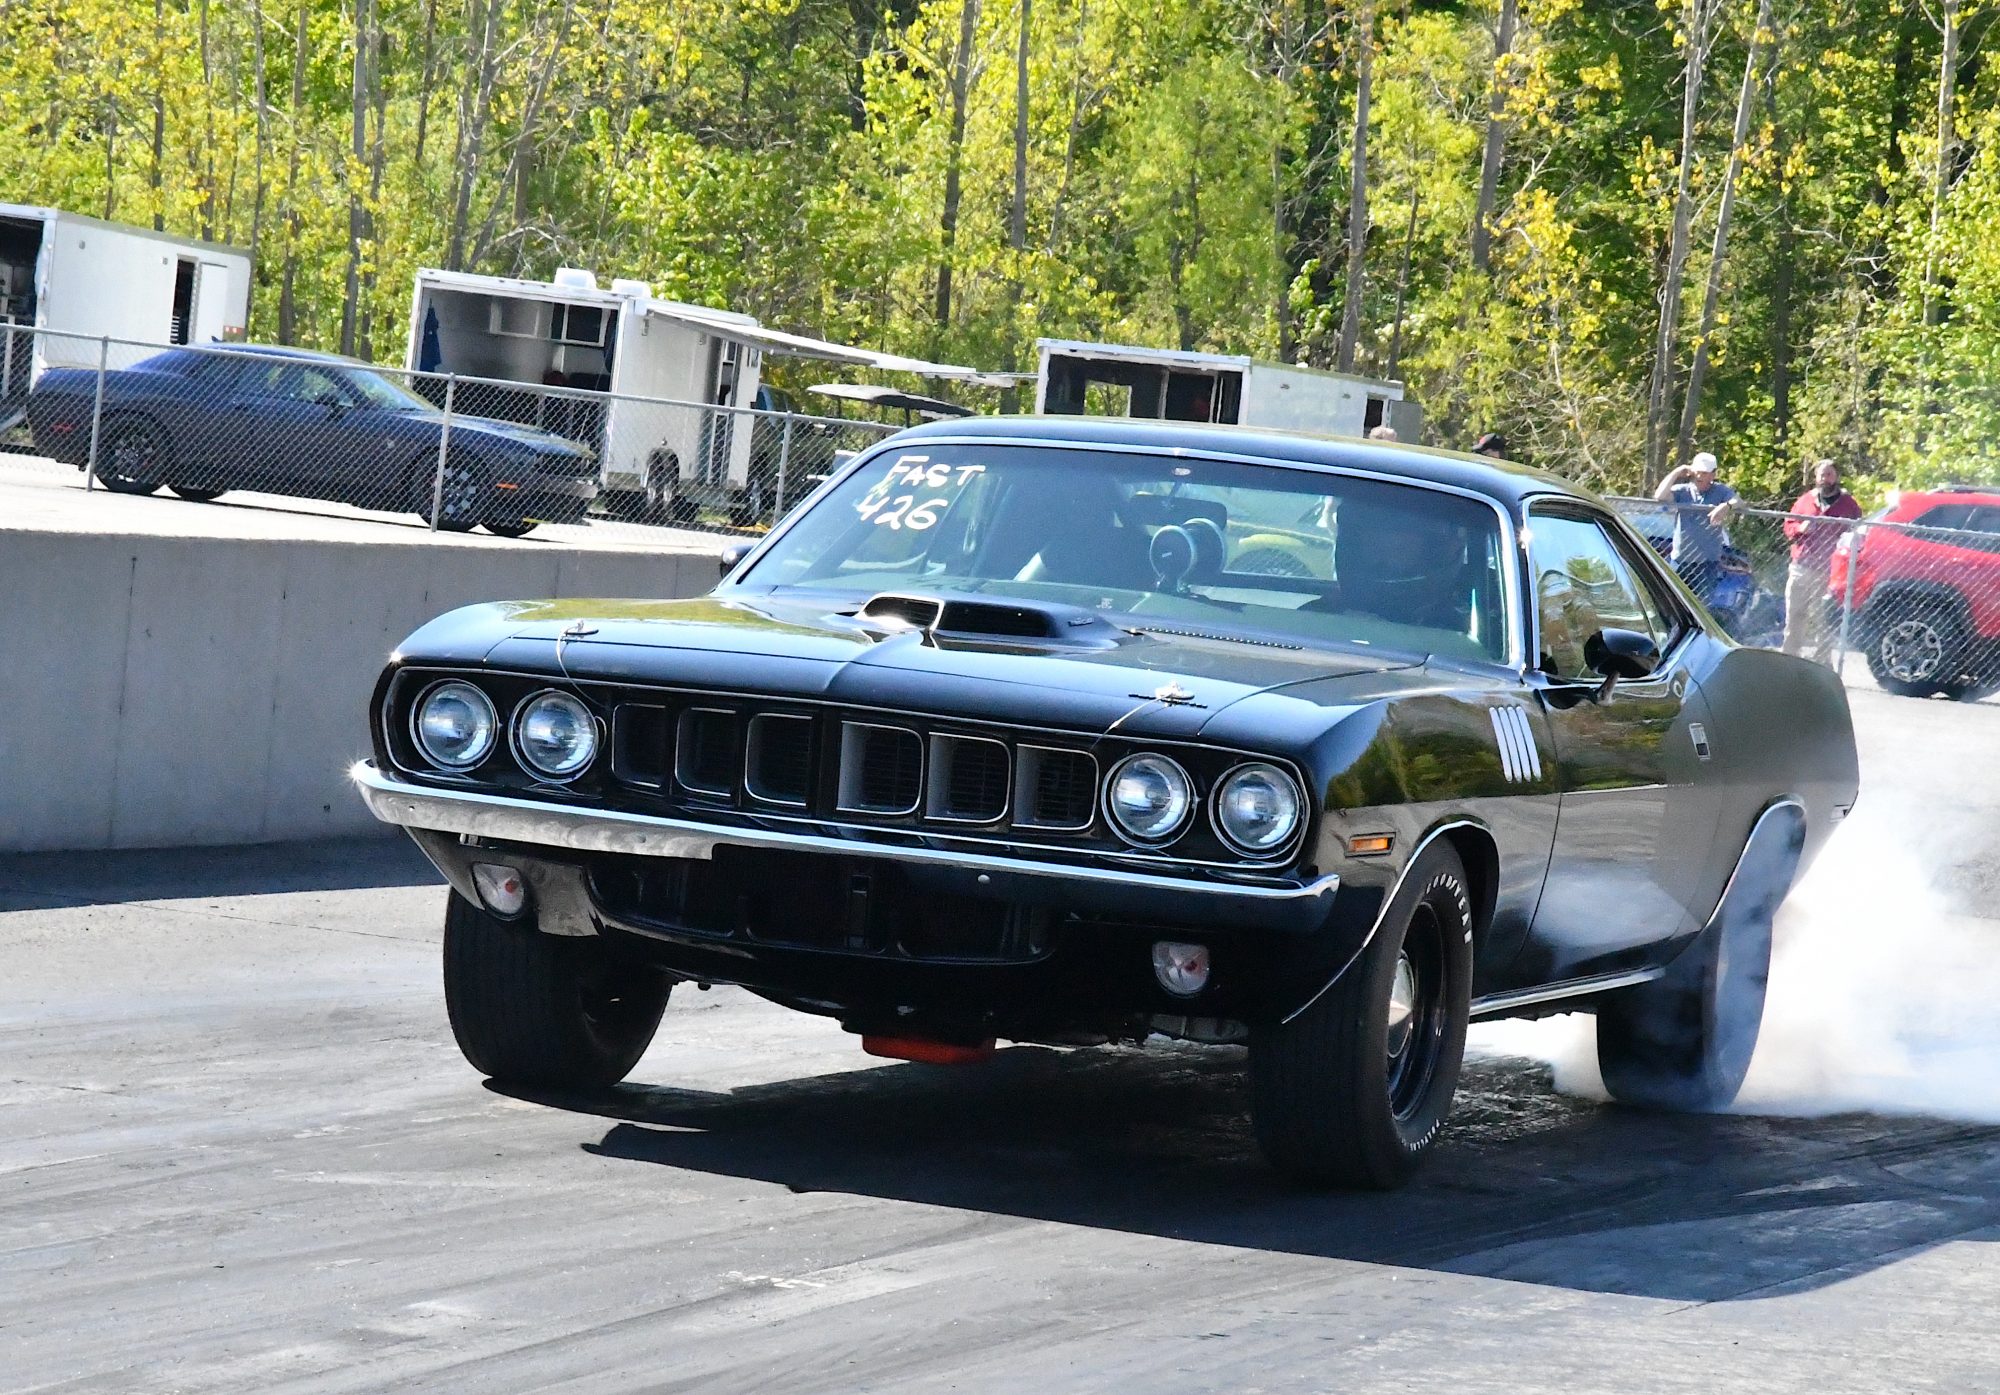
(0, 326), (897, 541)
(1611, 493), (2000, 702)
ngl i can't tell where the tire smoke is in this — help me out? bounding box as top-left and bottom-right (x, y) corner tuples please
(1467, 793), (2000, 1123)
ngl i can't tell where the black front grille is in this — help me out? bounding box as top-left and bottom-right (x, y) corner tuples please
(675, 709), (741, 796)
(1021, 746), (1098, 829)
(839, 723), (923, 814)
(612, 704), (670, 787)
(746, 714), (813, 805)
(929, 735), (1009, 822)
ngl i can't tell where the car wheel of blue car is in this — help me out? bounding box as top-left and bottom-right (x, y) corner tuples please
(1248, 841), (1473, 1189)
(415, 457), (481, 531)
(96, 417), (167, 495)
(441, 892), (671, 1090)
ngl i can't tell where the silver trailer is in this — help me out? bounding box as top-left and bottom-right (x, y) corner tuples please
(407, 266), (1008, 521)
(1, 205), (250, 425)
(1034, 338), (1419, 441)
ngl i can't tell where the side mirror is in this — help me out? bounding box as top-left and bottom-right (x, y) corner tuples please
(1584, 627), (1660, 698)
(719, 539), (755, 579)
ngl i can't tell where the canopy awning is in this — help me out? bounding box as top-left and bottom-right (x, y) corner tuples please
(808, 383), (975, 418)
(654, 302), (1025, 388)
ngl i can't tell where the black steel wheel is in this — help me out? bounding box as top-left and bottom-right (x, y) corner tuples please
(442, 892), (670, 1090)
(1248, 841), (1473, 1189)
(96, 417), (168, 495)
(1865, 607), (1965, 697)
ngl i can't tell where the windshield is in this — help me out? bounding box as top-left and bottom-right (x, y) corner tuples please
(344, 367), (434, 411)
(737, 443), (1513, 664)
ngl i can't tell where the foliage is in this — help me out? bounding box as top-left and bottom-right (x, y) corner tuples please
(4, 0), (1997, 499)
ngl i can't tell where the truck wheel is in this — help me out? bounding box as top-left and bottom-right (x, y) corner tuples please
(96, 417), (168, 494)
(1248, 842), (1473, 1189)
(1596, 812), (1799, 1111)
(442, 892), (670, 1089)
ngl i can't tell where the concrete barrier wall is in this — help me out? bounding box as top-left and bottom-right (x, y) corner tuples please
(0, 532), (717, 851)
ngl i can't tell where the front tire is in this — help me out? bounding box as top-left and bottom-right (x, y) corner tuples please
(1866, 606), (1966, 697)
(167, 483), (226, 502)
(1249, 842), (1473, 1189)
(483, 519), (537, 538)
(442, 892), (670, 1089)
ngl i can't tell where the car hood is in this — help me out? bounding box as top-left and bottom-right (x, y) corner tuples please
(406, 411), (590, 456)
(400, 593), (1478, 744)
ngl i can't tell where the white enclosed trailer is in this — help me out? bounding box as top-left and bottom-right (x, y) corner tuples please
(0, 205), (251, 414)
(406, 266), (1008, 520)
(1034, 338), (1419, 441)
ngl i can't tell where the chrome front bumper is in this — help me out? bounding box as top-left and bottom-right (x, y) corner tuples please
(351, 762), (1340, 906)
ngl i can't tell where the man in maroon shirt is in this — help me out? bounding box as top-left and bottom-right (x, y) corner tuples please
(1781, 458), (1863, 659)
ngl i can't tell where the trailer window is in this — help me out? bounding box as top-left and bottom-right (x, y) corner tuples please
(740, 444), (1513, 665)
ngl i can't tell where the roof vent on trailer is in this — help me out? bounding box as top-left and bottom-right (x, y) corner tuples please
(552, 267), (598, 291)
(609, 278), (652, 299)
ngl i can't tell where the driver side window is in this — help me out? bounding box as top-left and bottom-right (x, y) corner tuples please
(1528, 511), (1665, 678)
(247, 362), (347, 405)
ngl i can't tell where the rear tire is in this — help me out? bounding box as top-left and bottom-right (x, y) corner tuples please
(442, 892), (670, 1089)
(1248, 842), (1473, 1189)
(167, 484), (226, 502)
(483, 519), (537, 538)
(1865, 604), (1967, 697)
(1596, 811), (1800, 1111)
(95, 417), (168, 495)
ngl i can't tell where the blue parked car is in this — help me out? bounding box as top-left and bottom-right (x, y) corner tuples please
(27, 345), (599, 537)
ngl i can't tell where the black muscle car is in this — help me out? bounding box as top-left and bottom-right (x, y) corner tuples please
(27, 345), (598, 536)
(355, 417), (1859, 1188)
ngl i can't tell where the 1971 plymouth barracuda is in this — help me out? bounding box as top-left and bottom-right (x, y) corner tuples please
(355, 416), (1859, 1188)
(28, 344), (598, 536)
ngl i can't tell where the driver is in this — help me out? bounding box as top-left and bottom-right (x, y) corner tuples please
(1329, 499), (1471, 631)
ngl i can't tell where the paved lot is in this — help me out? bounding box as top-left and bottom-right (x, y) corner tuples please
(0, 456), (728, 555)
(4, 695), (1999, 1393)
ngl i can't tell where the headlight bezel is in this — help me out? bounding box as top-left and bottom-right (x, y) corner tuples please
(409, 679), (500, 771)
(1210, 761), (1307, 859)
(1102, 752), (1197, 846)
(510, 688), (600, 780)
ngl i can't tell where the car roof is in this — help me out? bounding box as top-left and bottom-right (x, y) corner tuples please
(222, 344), (366, 367)
(1904, 486), (2000, 506)
(886, 414), (1602, 511)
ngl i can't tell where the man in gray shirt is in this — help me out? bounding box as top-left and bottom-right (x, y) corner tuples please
(1653, 450), (1739, 602)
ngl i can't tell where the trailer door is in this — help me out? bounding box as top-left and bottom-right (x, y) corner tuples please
(192, 262), (232, 344)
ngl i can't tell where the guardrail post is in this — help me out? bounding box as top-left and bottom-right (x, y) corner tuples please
(772, 414), (796, 521)
(429, 374), (456, 531)
(83, 335), (110, 493)
(1834, 519), (1862, 678)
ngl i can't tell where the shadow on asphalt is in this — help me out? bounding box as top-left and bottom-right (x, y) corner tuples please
(493, 1043), (2000, 1304)
(0, 833), (440, 908)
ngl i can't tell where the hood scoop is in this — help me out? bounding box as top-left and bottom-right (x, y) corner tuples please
(856, 592), (1125, 647)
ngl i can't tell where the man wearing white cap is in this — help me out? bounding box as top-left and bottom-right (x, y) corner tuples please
(1652, 450), (1738, 603)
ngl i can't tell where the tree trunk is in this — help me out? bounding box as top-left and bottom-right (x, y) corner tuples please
(448, 0), (505, 271)
(1336, 0), (1374, 374)
(934, 0), (982, 334)
(1387, 178), (1419, 376)
(278, 0), (310, 346)
(414, 0), (441, 174)
(358, 7), (389, 357)
(150, 0), (166, 232)
(1922, 0), (1960, 330)
(1675, 0), (1774, 465)
(1002, 0), (1030, 410)
(247, 0), (270, 330)
(1642, 0), (1721, 486)
(1768, 63), (1793, 452)
(340, 0), (371, 357)
(1470, 0), (1517, 274)
(1046, 0), (1088, 251)
(467, 0), (578, 270)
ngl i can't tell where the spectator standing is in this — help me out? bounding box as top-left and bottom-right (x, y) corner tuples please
(1781, 459), (1862, 659)
(1367, 424), (1399, 442)
(1653, 451), (1738, 603)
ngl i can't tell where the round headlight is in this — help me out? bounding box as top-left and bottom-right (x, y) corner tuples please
(412, 680), (497, 770)
(1105, 753), (1195, 843)
(514, 690), (597, 778)
(1214, 762), (1304, 856)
